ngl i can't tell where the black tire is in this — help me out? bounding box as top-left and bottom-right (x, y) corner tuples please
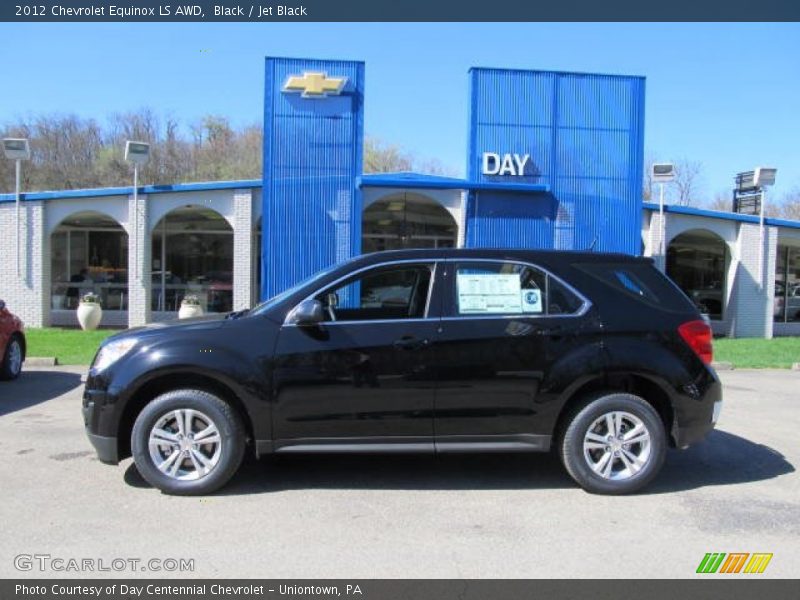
(0, 335), (24, 381)
(131, 389), (245, 495)
(560, 392), (667, 495)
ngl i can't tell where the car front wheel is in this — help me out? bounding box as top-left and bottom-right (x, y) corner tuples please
(0, 335), (23, 380)
(560, 392), (667, 495)
(131, 389), (245, 495)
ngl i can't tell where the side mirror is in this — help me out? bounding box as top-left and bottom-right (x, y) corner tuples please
(0, 300), (5, 312)
(287, 299), (325, 326)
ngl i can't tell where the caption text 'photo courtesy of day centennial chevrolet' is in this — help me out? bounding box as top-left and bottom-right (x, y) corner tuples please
(83, 248), (722, 495)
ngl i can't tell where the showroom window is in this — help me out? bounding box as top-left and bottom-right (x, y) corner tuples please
(151, 206), (233, 313)
(50, 212), (129, 311)
(453, 262), (583, 316)
(362, 193), (457, 253)
(774, 245), (800, 323)
(666, 230), (728, 320)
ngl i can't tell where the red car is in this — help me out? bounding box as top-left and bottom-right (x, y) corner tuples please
(0, 299), (25, 380)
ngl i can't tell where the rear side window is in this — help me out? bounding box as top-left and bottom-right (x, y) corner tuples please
(576, 261), (696, 311)
(453, 262), (585, 316)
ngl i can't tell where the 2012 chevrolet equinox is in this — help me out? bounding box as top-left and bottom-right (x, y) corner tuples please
(83, 249), (721, 495)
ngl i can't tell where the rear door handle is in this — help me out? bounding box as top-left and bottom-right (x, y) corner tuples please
(393, 336), (430, 350)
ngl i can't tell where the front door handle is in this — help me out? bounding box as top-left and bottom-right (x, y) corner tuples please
(393, 336), (430, 351)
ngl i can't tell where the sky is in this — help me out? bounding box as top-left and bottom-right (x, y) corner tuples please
(1, 22), (799, 200)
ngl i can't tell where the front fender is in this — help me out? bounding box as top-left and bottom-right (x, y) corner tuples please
(86, 334), (274, 444)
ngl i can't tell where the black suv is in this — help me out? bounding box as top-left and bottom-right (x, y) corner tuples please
(83, 249), (721, 495)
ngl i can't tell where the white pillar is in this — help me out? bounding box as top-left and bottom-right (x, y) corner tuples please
(232, 188), (254, 311)
(0, 201), (47, 327)
(127, 192), (151, 327)
(730, 222), (776, 338)
(645, 210), (667, 272)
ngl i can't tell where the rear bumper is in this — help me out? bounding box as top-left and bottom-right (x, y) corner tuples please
(674, 420), (715, 449)
(673, 370), (722, 449)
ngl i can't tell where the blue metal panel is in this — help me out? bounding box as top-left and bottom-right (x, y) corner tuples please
(465, 68), (646, 254)
(262, 57), (365, 300)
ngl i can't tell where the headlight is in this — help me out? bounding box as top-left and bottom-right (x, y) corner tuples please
(92, 339), (137, 372)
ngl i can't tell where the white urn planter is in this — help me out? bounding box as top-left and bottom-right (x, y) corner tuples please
(178, 303), (204, 319)
(77, 301), (103, 331)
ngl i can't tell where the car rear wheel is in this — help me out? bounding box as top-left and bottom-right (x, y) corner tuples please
(0, 336), (23, 380)
(560, 392), (666, 495)
(131, 389), (245, 495)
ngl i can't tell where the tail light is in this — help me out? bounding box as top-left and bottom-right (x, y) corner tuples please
(678, 319), (713, 365)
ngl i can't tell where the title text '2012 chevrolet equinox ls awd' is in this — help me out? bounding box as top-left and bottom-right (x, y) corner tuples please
(84, 249), (721, 495)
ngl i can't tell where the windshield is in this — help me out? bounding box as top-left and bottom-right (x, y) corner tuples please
(249, 259), (354, 316)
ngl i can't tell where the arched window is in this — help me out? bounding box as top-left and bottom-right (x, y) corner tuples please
(50, 211), (129, 313)
(666, 229), (728, 320)
(362, 193), (457, 253)
(151, 205), (233, 314)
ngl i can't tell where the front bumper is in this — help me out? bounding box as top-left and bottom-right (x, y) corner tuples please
(86, 431), (119, 464)
(83, 386), (120, 464)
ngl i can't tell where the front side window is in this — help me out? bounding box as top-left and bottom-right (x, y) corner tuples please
(453, 262), (583, 317)
(317, 264), (434, 322)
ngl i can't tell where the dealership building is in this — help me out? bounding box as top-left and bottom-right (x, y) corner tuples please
(2, 57), (799, 338)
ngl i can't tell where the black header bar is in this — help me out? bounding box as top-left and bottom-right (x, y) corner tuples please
(3, 0), (800, 22)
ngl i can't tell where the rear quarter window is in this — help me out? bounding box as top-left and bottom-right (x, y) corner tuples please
(575, 262), (696, 312)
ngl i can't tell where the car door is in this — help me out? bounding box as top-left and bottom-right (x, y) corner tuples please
(271, 261), (442, 451)
(432, 259), (590, 450)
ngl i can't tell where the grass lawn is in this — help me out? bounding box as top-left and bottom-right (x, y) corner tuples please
(714, 337), (800, 369)
(24, 328), (120, 365)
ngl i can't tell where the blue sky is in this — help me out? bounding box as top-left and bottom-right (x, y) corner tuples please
(1, 22), (799, 200)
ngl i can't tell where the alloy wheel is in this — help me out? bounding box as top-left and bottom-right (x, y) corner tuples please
(148, 409), (222, 481)
(582, 411), (652, 480)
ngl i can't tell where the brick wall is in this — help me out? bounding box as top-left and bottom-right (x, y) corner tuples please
(232, 189), (253, 311)
(127, 193), (151, 327)
(730, 223), (776, 338)
(0, 201), (46, 327)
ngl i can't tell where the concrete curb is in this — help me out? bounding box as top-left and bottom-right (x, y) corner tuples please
(25, 357), (59, 366)
(712, 361), (734, 371)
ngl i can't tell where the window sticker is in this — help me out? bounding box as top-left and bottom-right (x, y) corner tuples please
(521, 288), (543, 313)
(457, 273), (522, 314)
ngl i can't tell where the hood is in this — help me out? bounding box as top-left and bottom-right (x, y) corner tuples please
(106, 313), (228, 343)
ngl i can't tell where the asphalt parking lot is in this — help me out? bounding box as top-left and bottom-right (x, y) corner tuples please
(0, 366), (797, 579)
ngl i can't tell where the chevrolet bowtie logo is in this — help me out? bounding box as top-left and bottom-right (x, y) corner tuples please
(282, 72), (348, 98)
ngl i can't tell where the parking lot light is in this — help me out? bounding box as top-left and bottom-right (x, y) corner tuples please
(754, 167), (777, 288)
(125, 141), (150, 281)
(651, 163), (675, 270)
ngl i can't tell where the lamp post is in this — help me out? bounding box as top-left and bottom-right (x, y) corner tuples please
(651, 163), (675, 271)
(124, 141), (150, 282)
(2, 138), (31, 278)
(753, 167), (777, 288)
